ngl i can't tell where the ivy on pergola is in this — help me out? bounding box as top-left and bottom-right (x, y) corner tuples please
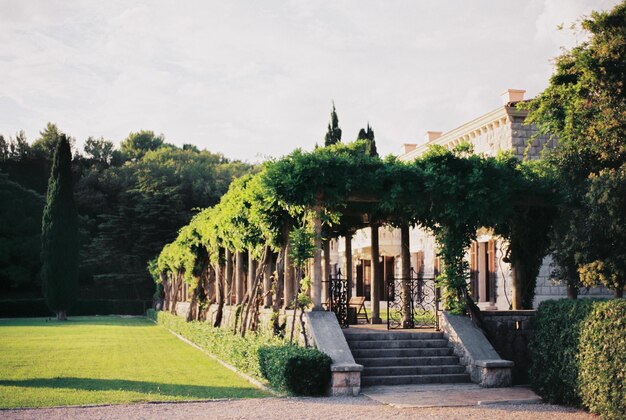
(151, 140), (558, 320)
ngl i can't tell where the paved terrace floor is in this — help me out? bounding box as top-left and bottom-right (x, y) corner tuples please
(2, 394), (591, 420)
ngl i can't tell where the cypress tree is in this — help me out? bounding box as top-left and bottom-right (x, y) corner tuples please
(323, 103), (342, 146)
(357, 123), (378, 157)
(41, 134), (78, 320)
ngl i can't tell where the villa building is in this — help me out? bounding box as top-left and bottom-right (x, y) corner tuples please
(328, 89), (611, 312)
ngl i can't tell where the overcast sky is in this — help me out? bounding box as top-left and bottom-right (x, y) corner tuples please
(0, 0), (621, 162)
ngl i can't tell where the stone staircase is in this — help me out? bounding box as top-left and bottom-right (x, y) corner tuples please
(344, 329), (471, 387)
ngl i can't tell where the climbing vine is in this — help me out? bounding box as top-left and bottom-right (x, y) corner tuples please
(150, 140), (558, 321)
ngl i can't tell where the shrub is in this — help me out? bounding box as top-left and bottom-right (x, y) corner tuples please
(258, 345), (331, 396)
(0, 299), (152, 317)
(147, 309), (285, 379)
(528, 299), (597, 405)
(578, 299), (626, 419)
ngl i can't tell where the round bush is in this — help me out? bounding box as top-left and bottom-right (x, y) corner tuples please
(578, 299), (626, 419)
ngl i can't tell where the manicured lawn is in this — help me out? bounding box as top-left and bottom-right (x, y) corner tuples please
(0, 316), (268, 408)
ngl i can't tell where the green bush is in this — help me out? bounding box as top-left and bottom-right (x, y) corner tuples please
(578, 299), (626, 419)
(528, 299), (597, 405)
(147, 309), (285, 379)
(0, 299), (151, 317)
(258, 345), (332, 396)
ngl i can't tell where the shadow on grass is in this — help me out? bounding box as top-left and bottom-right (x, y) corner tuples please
(0, 377), (263, 399)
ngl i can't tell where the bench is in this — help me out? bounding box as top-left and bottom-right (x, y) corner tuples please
(349, 296), (368, 323)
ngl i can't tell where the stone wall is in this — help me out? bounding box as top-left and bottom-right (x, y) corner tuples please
(481, 310), (534, 385)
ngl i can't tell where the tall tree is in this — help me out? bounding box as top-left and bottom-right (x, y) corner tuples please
(357, 123), (378, 157)
(120, 130), (165, 161)
(41, 134), (79, 320)
(524, 1), (626, 297)
(323, 103), (342, 146)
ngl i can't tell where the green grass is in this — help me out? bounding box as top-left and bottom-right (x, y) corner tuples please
(0, 316), (268, 408)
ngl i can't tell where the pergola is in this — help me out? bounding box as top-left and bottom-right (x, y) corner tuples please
(154, 141), (558, 328)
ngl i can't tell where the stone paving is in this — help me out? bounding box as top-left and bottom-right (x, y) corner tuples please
(362, 383), (541, 408)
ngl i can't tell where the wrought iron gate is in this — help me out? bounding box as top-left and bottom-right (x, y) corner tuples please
(387, 270), (438, 329)
(325, 271), (349, 328)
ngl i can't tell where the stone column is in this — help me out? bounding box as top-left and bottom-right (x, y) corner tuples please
(401, 224), (412, 328)
(247, 251), (257, 301)
(235, 251), (245, 304)
(284, 241), (294, 309)
(345, 233), (353, 303)
(263, 251), (273, 308)
(225, 248), (233, 305)
(311, 208), (323, 310)
(322, 238), (331, 307)
(370, 223), (382, 324)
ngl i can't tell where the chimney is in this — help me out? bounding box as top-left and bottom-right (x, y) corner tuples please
(401, 143), (417, 154)
(500, 89), (525, 105)
(425, 131), (442, 142)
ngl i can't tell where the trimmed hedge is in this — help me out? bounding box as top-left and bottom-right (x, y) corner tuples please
(578, 300), (626, 419)
(0, 299), (152, 317)
(147, 309), (285, 379)
(529, 299), (597, 405)
(258, 345), (332, 396)
(529, 298), (626, 419)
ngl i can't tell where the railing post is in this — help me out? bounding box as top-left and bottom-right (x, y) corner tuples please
(401, 224), (412, 328)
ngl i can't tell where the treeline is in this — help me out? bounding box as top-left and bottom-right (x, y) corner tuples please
(0, 124), (254, 301)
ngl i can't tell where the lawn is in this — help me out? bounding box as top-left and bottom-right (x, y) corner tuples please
(0, 316), (268, 408)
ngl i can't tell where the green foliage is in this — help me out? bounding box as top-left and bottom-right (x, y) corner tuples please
(119, 130), (165, 161)
(83, 136), (114, 167)
(578, 299), (626, 419)
(357, 123), (377, 157)
(154, 141), (557, 313)
(288, 227), (315, 269)
(323, 103), (342, 146)
(529, 299), (598, 405)
(0, 175), (44, 291)
(523, 2), (626, 297)
(258, 345), (332, 396)
(577, 165), (626, 296)
(41, 135), (79, 317)
(148, 309), (285, 380)
(31, 123), (65, 161)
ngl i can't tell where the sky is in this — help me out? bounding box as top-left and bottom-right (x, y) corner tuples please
(0, 0), (622, 162)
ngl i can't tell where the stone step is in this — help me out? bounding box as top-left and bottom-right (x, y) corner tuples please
(344, 332), (443, 341)
(347, 339), (449, 349)
(362, 364), (467, 377)
(361, 373), (471, 387)
(355, 355), (460, 367)
(351, 347), (453, 358)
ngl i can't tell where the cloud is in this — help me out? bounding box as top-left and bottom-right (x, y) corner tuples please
(0, 0), (622, 160)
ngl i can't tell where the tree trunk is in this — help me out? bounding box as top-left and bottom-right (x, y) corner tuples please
(567, 282), (579, 299)
(56, 310), (67, 321)
(274, 247), (285, 311)
(615, 287), (623, 298)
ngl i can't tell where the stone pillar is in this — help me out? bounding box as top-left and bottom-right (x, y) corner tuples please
(401, 224), (411, 328)
(247, 251), (257, 301)
(235, 251), (245, 304)
(263, 251), (273, 308)
(225, 248), (233, 305)
(370, 223), (382, 324)
(345, 233), (353, 303)
(322, 238), (331, 307)
(311, 208), (323, 310)
(284, 241), (294, 309)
